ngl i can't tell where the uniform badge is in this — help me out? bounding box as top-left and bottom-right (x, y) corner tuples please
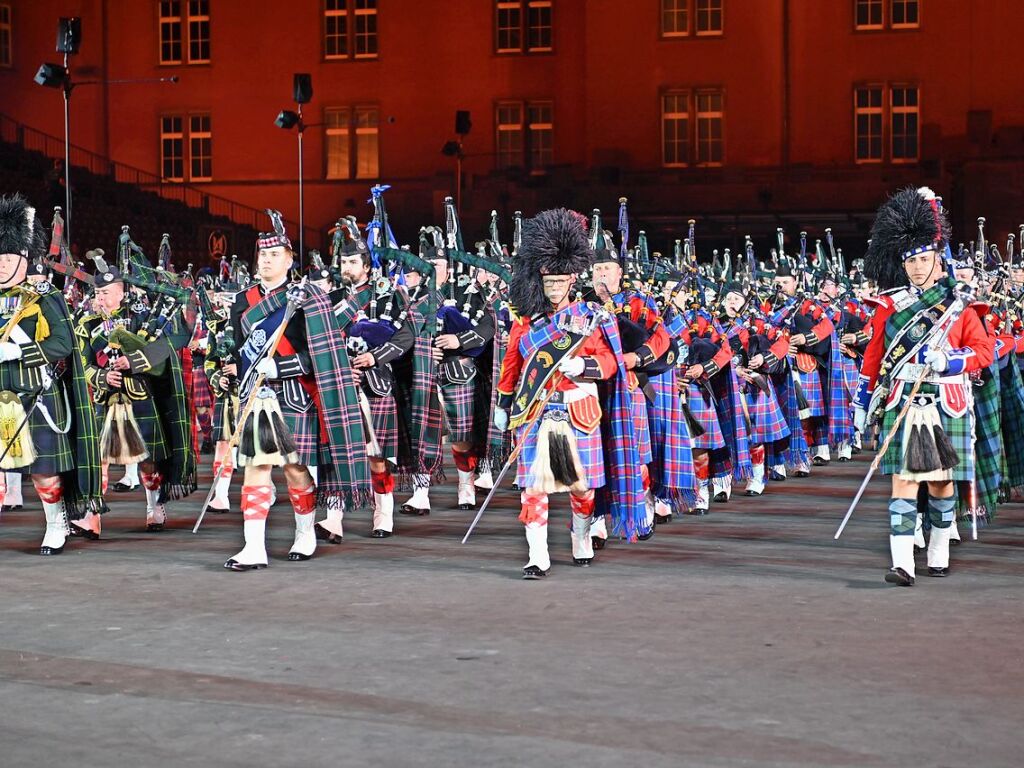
(33, 281), (52, 295)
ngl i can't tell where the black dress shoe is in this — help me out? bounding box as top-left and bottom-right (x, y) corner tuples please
(713, 492), (728, 503)
(949, 538), (960, 546)
(591, 536), (606, 550)
(510, 482), (520, 491)
(399, 504), (430, 516)
(316, 527), (343, 544)
(146, 523), (164, 532)
(687, 507), (710, 515)
(927, 566), (950, 577)
(457, 503), (474, 511)
(637, 526), (655, 541)
(654, 513), (672, 524)
(522, 565), (549, 579)
(572, 557), (592, 567)
(837, 456), (850, 463)
(794, 470), (810, 478)
(769, 470), (786, 481)
(223, 559), (267, 571)
(113, 481), (138, 493)
(287, 552), (312, 561)
(370, 529), (393, 538)
(70, 526), (100, 541)
(811, 456), (829, 467)
(39, 544), (65, 556)
(851, 445), (862, 454)
(884, 567), (915, 586)
(207, 504), (230, 514)
(744, 489), (763, 497)
(1, 504), (22, 512)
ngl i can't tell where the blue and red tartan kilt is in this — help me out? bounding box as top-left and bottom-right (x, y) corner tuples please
(841, 356), (859, 399)
(191, 365), (213, 410)
(367, 393), (398, 460)
(516, 402), (605, 490)
(745, 378), (791, 445)
(688, 382), (725, 450)
(796, 368), (826, 418)
(631, 386), (653, 465)
(440, 380), (476, 444)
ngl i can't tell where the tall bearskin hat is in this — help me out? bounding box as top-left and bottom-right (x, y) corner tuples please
(0, 194), (47, 261)
(510, 208), (591, 317)
(864, 186), (950, 290)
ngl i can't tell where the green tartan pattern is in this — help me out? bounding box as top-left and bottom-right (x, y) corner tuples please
(150, 339), (197, 501)
(878, 381), (975, 481)
(999, 356), (1024, 490)
(967, 366), (1001, 521)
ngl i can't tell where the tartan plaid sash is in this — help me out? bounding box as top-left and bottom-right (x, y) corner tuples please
(149, 336), (197, 501)
(967, 364), (1001, 523)
(999, 356), (1024, 491)
(879, 280), (952, 381)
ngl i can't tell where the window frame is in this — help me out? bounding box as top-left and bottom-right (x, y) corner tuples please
(494, 1), (555, 55)
(889, 84), (920, 164)
(495, 101), (525, 170)
(854, 0), (920, 31)
(188, 113), (213, 182)
(890, 0), (920, 29)
(660, 0), (723, 39)
(494, 99), (553, 172)
(694, 0), (724, 37)
(323, 105), (380, 180)
(158, 0), (210, 66)
(660, 90), (691, 167)
(324, 0), (379, 61)
(160, 115), (186, 182)
(853, 85), (884, 164)
(160, 113), (214, 182)
(187, 0), (210, 64)
(0, 3), (12, 69)
(853, 83), (920, 164)
(660, 0), (690, 38)
(659, 87), (725, 168)
(694, 89), (724, 166)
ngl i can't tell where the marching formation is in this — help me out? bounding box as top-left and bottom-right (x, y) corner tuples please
(1, 185), (1021, 584)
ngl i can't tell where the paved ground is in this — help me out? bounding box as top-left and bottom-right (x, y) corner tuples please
(0, 453), (1021, 768)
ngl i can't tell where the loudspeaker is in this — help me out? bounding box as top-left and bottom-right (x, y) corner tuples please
(455, 110), (472, 136)
(293, 73), (313, 104)
(56, 17), (82, 54)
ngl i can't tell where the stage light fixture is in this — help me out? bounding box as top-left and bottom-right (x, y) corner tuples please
(275, 110), (300, 130)
(441, 140), (461, 157)
(34, 62), (67, 88)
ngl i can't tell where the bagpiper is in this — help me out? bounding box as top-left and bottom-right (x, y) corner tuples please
(856, 187), (994, 585)
(0, 193), (102, 554)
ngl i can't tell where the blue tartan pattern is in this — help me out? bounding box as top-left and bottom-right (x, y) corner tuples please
(745, 376), (791, 445)
(689, 382), (725, 450)
(515, 402), (605, 489)
(769, 370), (810, 468)
(440, 379), (476, 444)
(796, 368), (826, 417)
(631, 385), (653, 464)
(825, 336), (854, 448)
(646, 369), (696, 507)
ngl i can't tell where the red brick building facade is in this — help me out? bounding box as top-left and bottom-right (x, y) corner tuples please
(2, 0), (1023, 257)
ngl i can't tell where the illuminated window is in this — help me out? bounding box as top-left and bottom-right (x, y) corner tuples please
(661, 92), (690, 166)
(160, 116), (185, 181)
(660, 89), (724, 167)
(189, 114), (212, 181)
(355, 106), (379, 178)
(161, 114), (212, 181)
(890, 86), (919, 162)
(159, 0), (209, 65)
(495, 100), (553, 171)
(661, 0), (688, 37)
(325, 0), (378, 60)
(325, 107), (351, 179)
(854, 86), (883, 162)
(0, 4), (11, 68)
(324, 106), (379, 179)
(855, 0), (918, 30)
(495, 1), (553, 54)
(526, 101), (553, 170)
(354, 0), (378, 58)
(695, 91), (723, 165)
(495, 102), (524, 169)
(695, 0), (723, 36)
(661, 0), (723, 37)
(891, 0), (919, 28)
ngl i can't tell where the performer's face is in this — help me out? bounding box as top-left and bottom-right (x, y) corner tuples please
(954, 267), (975, 284)
(723, 291), (745, 317)
(404, 270), (422, 289)
(431, 259), (448, 287)
(94, 281), (125, 313)
(774, 275), (797, 296)
(1010, 266), (1024, 288)
(541, 274), (574, 308)
(904, 249), (940, 288)
(820, 279), (840, 299)
(0, 252), (27, 288)
(339, 253), (369, 286)
(257, 246), (292, 284)
(592, 262), (622, 295)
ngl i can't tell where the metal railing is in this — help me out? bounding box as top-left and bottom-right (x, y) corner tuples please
(0, 112), (316, 243)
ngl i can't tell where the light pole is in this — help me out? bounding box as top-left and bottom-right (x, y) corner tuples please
(274, 73), (313, 267)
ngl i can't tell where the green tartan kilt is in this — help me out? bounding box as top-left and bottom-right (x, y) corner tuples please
(878, 381), (975, 481)
(96, 396), (170, 465)
(212, 395), (238, 443)
(18, 385), (75, 476)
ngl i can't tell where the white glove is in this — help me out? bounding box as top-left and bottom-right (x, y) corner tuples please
(494, 406), (508, 433)
(0, 342), (23, 363)
(923, 348), (948, 373)
(256, 357), (279, 379)
(197, 337), (210, 351)
(853, 406), (867, 434)
(8, 325), (30, 345)
(558, 356), (585, 378)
